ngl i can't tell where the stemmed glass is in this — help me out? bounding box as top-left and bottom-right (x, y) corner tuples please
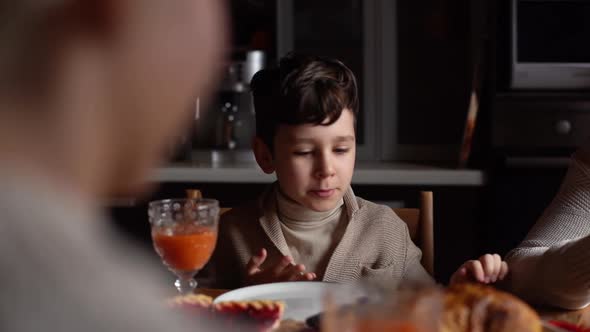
(148, 198), (219, 294)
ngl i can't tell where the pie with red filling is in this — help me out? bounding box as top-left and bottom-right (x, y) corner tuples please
(214, 300), (285, 331)
(166, 294), (213, 313)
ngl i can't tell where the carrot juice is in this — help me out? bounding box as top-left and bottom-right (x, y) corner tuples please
(152, 226), (217, 271)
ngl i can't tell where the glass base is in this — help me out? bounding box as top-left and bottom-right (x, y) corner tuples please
(175, 278), (197, 294)
(173, 270), (199, 294)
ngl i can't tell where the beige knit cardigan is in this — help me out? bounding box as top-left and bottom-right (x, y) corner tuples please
(210, 185), (433, 289)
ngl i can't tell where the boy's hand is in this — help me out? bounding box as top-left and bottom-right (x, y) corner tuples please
(244, 248), (317, 285)
(450, 253), (509, 285)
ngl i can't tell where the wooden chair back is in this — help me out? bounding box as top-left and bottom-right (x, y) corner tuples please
(393, 191), (434, 276)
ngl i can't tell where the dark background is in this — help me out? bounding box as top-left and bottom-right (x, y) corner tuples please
(110, 0), (588, 284)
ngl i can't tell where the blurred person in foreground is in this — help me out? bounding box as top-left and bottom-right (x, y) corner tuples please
(505, 146), (590, 310)
(0, 0), (228, 331)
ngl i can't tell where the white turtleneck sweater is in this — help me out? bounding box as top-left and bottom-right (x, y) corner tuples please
(276, 189), (348, 279)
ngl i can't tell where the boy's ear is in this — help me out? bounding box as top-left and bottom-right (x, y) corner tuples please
(252, 137), (275, 174)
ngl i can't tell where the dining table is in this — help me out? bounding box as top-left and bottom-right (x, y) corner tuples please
(196, 287), (590, 328)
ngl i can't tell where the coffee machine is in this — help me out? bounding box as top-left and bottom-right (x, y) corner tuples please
(191, 50), (265, 164)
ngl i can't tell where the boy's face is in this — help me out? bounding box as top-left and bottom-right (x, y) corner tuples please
(272, 110), (356, 212)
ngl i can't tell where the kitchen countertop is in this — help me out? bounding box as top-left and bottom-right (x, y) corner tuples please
(151, 161), (486, 186)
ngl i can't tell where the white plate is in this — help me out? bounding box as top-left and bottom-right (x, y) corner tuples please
(213, 281), (363, 321)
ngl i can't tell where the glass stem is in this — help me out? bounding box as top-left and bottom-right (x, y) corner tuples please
(174, 271), (198, 294)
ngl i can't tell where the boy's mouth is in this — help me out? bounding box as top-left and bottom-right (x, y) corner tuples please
(309, 189), (335, 198)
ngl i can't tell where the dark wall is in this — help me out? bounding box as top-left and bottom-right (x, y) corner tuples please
(108, 0), (579, 288)
(482, 163), (568, 256)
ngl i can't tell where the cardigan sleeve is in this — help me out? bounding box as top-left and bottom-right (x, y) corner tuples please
(504, 151), (590, 309)
(506, 236), (590, 309)
(401, 227), (435, 286)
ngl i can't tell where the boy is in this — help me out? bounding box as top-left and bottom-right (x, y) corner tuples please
(211, 53), (506, 288)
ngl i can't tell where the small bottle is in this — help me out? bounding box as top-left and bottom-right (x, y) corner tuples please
(219, 101), (238, 150)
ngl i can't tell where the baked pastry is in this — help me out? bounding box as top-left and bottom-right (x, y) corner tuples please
(442, 283), (541, 332)
(214, 300), (285, 331)
(166, 294), (213, 313)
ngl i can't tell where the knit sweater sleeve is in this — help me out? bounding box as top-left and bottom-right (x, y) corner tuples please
(505, 151), (590, 309)
(401, 234), (435, 286)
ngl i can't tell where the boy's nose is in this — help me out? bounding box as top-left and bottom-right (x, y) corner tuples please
(315, 155), (335, 178)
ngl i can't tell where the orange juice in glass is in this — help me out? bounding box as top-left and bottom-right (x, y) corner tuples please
(148, 198), (219, 294)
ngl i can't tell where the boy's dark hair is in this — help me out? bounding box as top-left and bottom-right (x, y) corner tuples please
(251, 52), (359, 150)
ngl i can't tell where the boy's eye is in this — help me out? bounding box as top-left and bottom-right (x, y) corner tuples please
(293, 151), (312, 156)
(334, 147), (350, 154)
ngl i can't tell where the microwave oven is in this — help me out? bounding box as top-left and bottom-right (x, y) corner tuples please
(511, 0), (590, 89)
